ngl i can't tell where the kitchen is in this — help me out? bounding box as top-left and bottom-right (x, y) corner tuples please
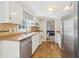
(0, 1), (78, 58)
(0, 1), (44, 58)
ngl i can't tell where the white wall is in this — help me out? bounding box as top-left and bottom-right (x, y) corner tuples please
(40, 19), (47, 41)
(55, 32), (61, 48)
(55, 17), (62, 48)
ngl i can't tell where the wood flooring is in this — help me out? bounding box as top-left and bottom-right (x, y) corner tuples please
(32, 41), (64, 58)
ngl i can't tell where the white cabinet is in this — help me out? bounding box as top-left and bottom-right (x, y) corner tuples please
(39, 32), (43, 45)
(32, 32), (43, 54)
(0, 41), (2, 58)
(32, 34), (38, 54)
(9, 2), (23, 24)
(32, 33), (40, 54)
(32, 36), (36, 54)
(0, 2), (9, 23)
(35, 34), (40, 47)
(33, 17), (40, 27)
(2, 40), (20, 58)
(29, 20), (35, 26)
(1, 37), (32, 58)
(0, 2), (23, 25)
(0, 32), (43, 57)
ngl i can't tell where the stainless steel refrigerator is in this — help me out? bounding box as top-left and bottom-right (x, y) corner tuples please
(61, 2), (78, 57)
(61, 16), (78, 58)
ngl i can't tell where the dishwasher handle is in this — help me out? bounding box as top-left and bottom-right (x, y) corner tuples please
(20, 37), (31, 44)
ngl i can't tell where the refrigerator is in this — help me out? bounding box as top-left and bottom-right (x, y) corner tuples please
(63, 19), (74, 57)
(61, 2), (78, 58)
(61, 15), (78, 58)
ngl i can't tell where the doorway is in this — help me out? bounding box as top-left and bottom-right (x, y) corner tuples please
(46, 20), (55, 42)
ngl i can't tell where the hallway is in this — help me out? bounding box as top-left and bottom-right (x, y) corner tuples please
(32, 41), (64, 58)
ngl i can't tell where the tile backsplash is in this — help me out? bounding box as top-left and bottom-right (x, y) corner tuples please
(0, 23), (17, 32)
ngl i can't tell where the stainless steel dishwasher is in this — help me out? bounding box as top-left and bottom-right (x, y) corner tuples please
(20, 37), (32, 58)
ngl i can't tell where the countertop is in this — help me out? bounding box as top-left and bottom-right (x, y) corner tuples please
(0, 32), (40, 41)
(0, 32), (22, 37)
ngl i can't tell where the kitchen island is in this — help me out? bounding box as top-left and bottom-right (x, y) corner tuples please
(0, 32), (43, 58)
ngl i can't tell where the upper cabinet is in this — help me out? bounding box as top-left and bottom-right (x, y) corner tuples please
(0, 2), (23, 25)
(0, 2), (9, 23)
(29, 20), (35, 26)
(9, 2), (23, 25)
(0, 1), (39, 27)
(33, 17), (40, 27)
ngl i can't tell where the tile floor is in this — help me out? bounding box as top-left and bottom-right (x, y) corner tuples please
(32, 41), (64, 58)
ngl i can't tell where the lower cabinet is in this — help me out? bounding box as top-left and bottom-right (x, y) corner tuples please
(2, 40), (20, 58)
(32, 32), (43, 54)
(39, 32), (43, 45)
(32, 34), (39, 54)
(0, 32), (43, 58)
(1, 37), (32, 58)
(0, 41), (2, 58)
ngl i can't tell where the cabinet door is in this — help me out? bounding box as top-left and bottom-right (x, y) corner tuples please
(9, 2), (23, 24)
(0, 2), (9, 23)
(39, 32), (43, 45)
(0, 41), (2, 58)
(36, 34), (40, 46)
(30, 20), (35, 26)
(2, 41), (20, 58)
(39, 33), (42, 45)
(32, 33), (41, 54)
(32, 36), (37, 54)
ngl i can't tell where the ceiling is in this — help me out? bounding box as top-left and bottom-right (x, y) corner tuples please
(21, 1), (77, 20)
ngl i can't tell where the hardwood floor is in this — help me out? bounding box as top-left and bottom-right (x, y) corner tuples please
(32, 41), (64, 58)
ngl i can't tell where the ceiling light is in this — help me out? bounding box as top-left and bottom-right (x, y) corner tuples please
(65, 6), (70, 10)
(64, 2), (72, 10)
(11, 12), (17, 16)
(47, 7), (54, 12)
